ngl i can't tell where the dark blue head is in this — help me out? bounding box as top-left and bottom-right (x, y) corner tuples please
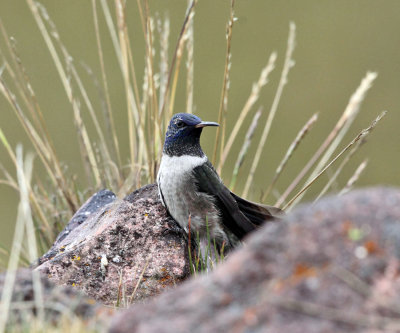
(163, 113), (219, 157)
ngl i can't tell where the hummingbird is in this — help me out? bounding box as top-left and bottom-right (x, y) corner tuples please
(157, 113), (282, 253)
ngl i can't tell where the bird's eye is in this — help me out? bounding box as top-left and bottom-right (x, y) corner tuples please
(176, 120), (185, 128)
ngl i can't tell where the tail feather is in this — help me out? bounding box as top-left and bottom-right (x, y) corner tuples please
(230, 192), (283, 226)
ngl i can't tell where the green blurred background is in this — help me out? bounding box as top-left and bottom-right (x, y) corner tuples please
(0, 1), (399, 251)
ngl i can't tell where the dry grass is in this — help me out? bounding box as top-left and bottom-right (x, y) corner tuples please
(276, 71), (378, 208)
(242, 22), (296, 198)
(283, 111), (386, 211)
(340, 159), (369, 196)
(262, 112), (318, 202)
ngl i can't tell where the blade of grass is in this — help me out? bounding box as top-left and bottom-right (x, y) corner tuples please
(26, 0), (96, 203)
(229, 108), (262, 191)
(115, 0), (140, 172)
(159, 0), (197, 118)
(79, 63), (122, 187)
(157, 15), (170, 120)
(0, 145), (43, 332)
(115, 269), (123, 308)
(283, 111), (386, 211)
(0, 116), (55, 243)
(138, 1), (161, 171)
(313, 138), (365, 203)
(101, 0), (144, 118)
(212, 0), (235, 166)
(0, 188), (25, 331)
(91, 0), (122, 170)
(0, 162), (18, 191)
(314, 72), (377, 176)
(340, 159), (368, 196)
(71, 63), (112, 184)
(115, 0), (153, 181)
(0, 179), (18, 191)
(99, 0), (122, 69)
(205, 216), (211, 271)
(143, 3), (161, 179)
(166, 3), (196, 119)
(15, 146), (44, 324)
(0, 245), (9, 269)
(262, 112), (318, 202)
(218, 52), (277, 173)
(128, 258), (150, 305)
(242, 22), (296, 198)
(185, 3), (194, 115)
(143, 0), (160, 116)
(0, 21), (30, 106)
(1, 21), (78, 212)
(276, 71), (377, 207)
(0, 22), (49, 140)
(126, 32), (149, 177)
(104, 0), (150, 181)
(71, 98), (102, 186)
(188, 214), (195, 275)
(26, 0), (72, 101)
(35, 5), (102, 185)
(196, 231), (203, 272)
(156, 14), (170, 170)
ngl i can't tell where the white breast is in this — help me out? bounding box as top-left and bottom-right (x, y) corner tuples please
(157, 154), (226, 242)
(158, 155), (207, 176)
(157, 154), (205, 217)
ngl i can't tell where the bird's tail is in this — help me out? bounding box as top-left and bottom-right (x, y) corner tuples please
(230, 192), (283, 226)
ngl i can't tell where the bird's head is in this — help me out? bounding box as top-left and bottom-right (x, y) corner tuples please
(163, 113), (219, 157)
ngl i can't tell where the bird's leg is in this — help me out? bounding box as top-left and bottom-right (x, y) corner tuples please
(162, 219), (187, 240)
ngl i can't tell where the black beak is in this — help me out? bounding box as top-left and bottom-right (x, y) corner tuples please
(194, 121), (219, 128)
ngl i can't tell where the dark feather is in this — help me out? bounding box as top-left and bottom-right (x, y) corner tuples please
(192, 161), (281, 240)
(230, 192), (283, 225)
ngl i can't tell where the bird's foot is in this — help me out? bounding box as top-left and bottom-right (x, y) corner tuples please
(162, 221), (187, 240)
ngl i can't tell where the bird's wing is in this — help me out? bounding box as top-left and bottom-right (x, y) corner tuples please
(157, 173), (166, 207)
(192, 160), (274, 240)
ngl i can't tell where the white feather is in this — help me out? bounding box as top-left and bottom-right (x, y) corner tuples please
(159, 155), (207, 175)
(157, 155), (206, 207)
(157, 154), (226, 242)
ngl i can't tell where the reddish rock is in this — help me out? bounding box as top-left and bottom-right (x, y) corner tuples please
(109, 187), (400, 333)
(36, 184), (190, 305)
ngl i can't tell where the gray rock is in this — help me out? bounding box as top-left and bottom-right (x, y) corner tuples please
(36, 184), (190, 305)
(0, 268), (111, 328)
(55, 189), (117, 242)
(109, 187), (400, 333)
(36, 189), (117, 267)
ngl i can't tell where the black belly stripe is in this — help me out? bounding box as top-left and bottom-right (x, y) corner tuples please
(158, 182), (172, 216)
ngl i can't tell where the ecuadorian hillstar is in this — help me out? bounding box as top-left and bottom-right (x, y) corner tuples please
(157, 113), (282, 252)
